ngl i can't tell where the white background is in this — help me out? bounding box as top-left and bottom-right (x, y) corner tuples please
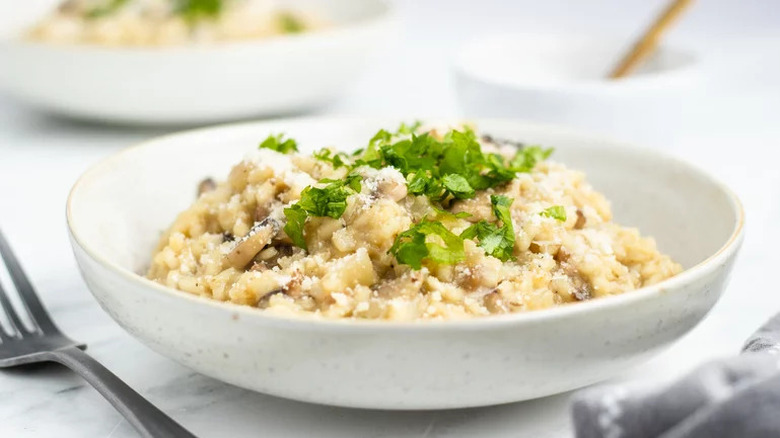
(1, 0), (780, 436)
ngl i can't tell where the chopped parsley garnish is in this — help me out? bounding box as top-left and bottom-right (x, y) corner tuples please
(541, 205), (567, 222)
(397, 120), (423, 136)
(283, 174), (362, 249)
(258, 122), (554, 267)
(441, 174), (476, 199)
(176, 0), (222, 21)
(313, 148), (349, 169)
(389, 221), (465, 270)
(259, 134), (298, 154)
(426, 206), (472, 221)
(460, 195), (516, 262)
(354, 124), (552, 203)
(278, 11), (305, 33)
(282, 204), (308, 249)
(85, 0), (129, 18)
(510, 146), (554, 173)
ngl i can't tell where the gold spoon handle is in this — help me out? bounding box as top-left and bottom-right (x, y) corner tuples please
(609, 0), (695, 79)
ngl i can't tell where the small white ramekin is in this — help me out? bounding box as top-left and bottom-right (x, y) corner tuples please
(454, 33), (700, 147)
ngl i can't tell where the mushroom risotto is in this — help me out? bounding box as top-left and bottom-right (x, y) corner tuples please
(26, 0), (319, 46)
(147, 123), (682, 320)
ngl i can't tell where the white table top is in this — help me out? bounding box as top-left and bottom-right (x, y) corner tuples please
(1, 1), (780, 436)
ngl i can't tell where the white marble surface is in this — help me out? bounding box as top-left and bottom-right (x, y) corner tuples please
(1, 0), (780, 436)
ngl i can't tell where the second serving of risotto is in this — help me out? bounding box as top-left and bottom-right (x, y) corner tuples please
(26, 0), (320, 46)
(147, 122), (681, 320)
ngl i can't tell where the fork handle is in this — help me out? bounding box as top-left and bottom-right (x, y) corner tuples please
(47, 346), (198, 438)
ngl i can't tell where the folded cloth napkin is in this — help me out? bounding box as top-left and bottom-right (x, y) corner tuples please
(571, 314), (780, 438)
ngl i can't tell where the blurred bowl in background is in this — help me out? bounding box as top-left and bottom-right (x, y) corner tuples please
(0, 0), (394, 125)
(453, 33), (700, 147)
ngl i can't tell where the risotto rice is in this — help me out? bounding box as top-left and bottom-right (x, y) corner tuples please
(26, 0), (319, 46)
(147, 123), (681, 320)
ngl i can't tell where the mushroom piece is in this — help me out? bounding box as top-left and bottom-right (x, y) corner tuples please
(58, 0), (80, 13)
(375, 178), (407, 202)
(254, 204), (270, 222)
(562, 263), (592, 301)
(225, 218), (281, 269)
(484, 289), (509, 313)
(480, 134), (525, 150)
(197, 177), (217, 197)
(574, 209), (586, 230)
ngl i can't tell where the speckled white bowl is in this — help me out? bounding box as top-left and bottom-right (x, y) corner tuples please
(66, 118), (744, 409)
(0, 0), (393, 124)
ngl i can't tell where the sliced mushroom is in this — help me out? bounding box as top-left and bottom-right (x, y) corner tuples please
(374, 178), (407, 202)
(554, 248), (570, 263)
(257, 288), (285, 308)
(562, 263), (592, 301)
(484, 289), (509, 313)
(480, 134), (525, 150)
(254, 204), (270, 222)
(58, 0), (80, 13)
(574, 209), (586, 230)
(225, 218), (281, 269)
(197, 178), (217, 197)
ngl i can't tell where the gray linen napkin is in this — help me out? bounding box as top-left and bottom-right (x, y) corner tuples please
(571, 314), (780, 438)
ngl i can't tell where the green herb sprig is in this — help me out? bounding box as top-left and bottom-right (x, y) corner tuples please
(283, 174), (361, 249)
(176, 0), (222, 21)
(541, 205), (567, 222)
(356, 123), (553, 204)
(389, 221), (465, 270)
(257, 122), (554, 268)
(313, 148), (349, 169)
(85, 0), (129, 18)
(259, 134), (298, 154)
(278, 11), (305, 33)
(460, 195), (516, 262)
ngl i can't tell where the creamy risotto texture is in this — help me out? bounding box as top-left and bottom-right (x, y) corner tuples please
(26, 0), (319, 46)
(147, 123), (682, 320)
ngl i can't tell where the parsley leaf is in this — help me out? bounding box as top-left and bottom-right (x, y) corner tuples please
(356, 129), (391, 168)
(541, 205), (567, 222)
(396, 120), (423, 136)
(259, 134), (298, 154)
(407, 171), (444, 199)
(441, 174), (475, 199)
(313, 148), (349, 169)
(283, 204), (308, 249)
(278, 11), (305, 33)
(176, 0), (222, 21)
(461, 195), (516, 261)
(380, 133), (440, 175)
(343, 173), (363, 193)
(85, 0), (129, 18)
(491, 195), (514, 227)
(426, 205), (472, 221)
(440, 130), (493, 191)
(283, 176), (362, 249)
(509, 146), (554, 172)
(297, 183), (350, 218)
(389, 221), (465, 269)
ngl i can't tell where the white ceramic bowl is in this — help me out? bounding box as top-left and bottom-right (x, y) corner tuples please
(66, 117), (743, 409)
(0, 0), (393, 124)
(454, 33), (700, 147)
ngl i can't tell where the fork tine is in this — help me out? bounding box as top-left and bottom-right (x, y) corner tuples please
(0, 230), (58, 334)
(0, 281), (23, 338)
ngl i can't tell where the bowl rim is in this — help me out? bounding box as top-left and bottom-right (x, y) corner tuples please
(453, 32), (700, 92)
(66, 116), (745, 332)
(3, 0), (394, 54)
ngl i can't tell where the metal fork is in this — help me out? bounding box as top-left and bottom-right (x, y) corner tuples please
(0, 230), (197, 438)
